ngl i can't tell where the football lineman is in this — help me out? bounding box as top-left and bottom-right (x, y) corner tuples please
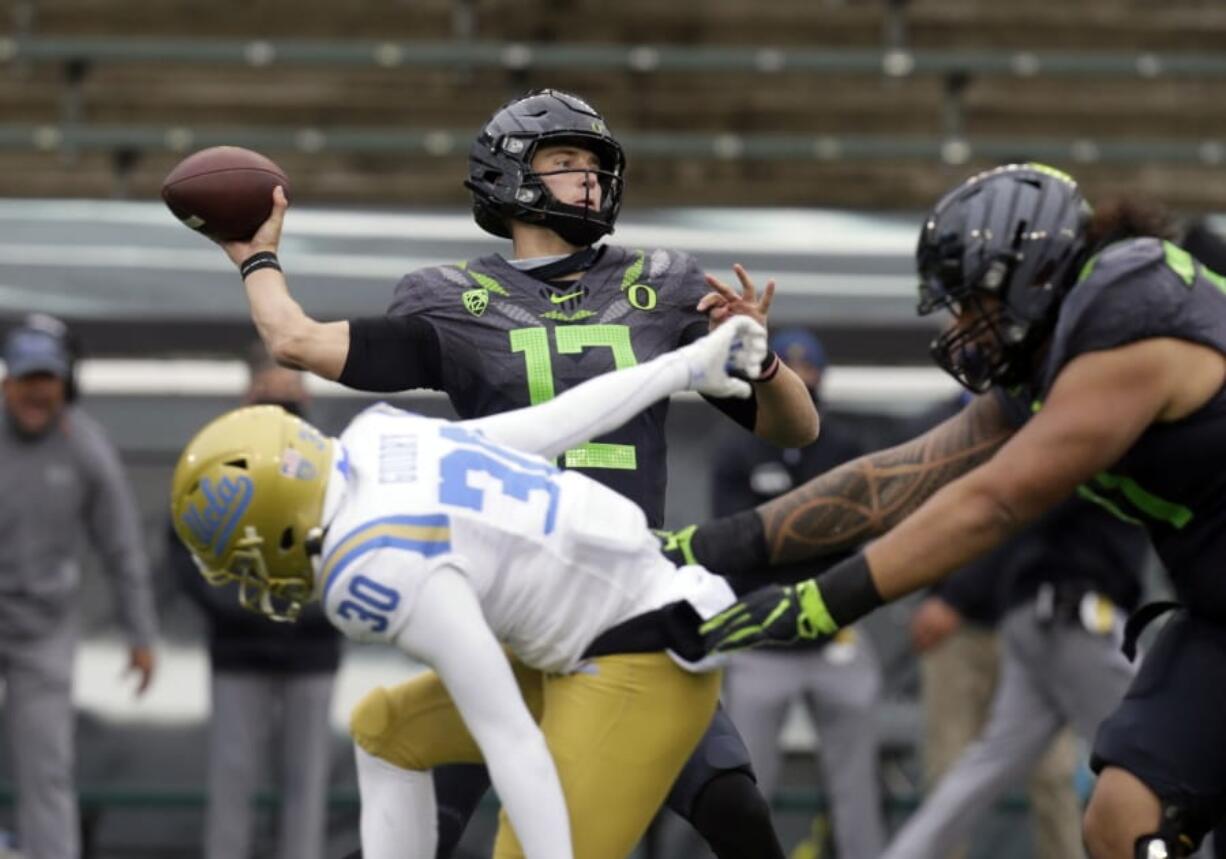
(670, 164), (1226, 859)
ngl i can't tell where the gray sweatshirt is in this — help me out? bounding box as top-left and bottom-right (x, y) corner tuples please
(0, 406), (157, 645)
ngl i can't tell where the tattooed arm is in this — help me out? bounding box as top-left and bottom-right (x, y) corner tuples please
(678, 393), (1016, 576)
(760, 393), (1016, 564)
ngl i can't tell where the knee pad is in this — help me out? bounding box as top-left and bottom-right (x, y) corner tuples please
(351, 682), (453, 771)
(689, 771), (784, 859)
(350, 686), (397, 759)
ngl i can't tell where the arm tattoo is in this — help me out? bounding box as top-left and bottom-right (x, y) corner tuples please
(759, 395), (1015, 564)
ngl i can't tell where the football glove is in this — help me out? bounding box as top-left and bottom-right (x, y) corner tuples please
(699, 579), (838, 655)
(678, 316), (767, 399)
(654, 524), (698, 566)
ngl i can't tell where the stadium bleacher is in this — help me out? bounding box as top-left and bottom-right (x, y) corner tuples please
(1, 0), (1223, 208)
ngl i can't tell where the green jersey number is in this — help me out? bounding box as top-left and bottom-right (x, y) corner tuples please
(509, 324), (639, 470)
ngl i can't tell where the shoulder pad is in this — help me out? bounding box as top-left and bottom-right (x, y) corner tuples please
(1044, 237), (1193, 389)
(1074, 237), (1166, 291)
(388, 258), (507, 317)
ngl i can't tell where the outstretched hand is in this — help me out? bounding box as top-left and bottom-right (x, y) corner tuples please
(699, 580), (833, 655)
(699, 263), (776, 331)
(219, 185), (289, 267)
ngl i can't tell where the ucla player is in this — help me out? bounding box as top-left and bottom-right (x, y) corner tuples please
(667, 165), (1226, 858)
(216, 89), (816, 858)
(172, 318), (766, 859)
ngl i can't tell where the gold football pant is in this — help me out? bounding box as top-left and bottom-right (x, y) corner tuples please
(350, 652), (720, 859)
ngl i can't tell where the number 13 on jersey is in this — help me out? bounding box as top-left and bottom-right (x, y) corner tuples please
(510, 324), (638, 470)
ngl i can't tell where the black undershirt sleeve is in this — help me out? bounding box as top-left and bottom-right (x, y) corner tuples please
(339, 315), (444, 393)
(681, 320), (760, 431)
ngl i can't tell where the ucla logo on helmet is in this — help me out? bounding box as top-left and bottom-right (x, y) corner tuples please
(463, 288), (489, 317)
(181, 474), (254, 554)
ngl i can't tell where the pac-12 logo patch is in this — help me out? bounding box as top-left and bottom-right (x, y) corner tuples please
(463, 288), (489, 317)
(181, 474), (254, 554)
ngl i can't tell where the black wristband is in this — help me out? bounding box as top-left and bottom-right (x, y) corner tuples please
(689, 509), (769, 576)
(240, 251), (281, 279)
(756, 351), (781, 383)
(817, 552), (884, 627)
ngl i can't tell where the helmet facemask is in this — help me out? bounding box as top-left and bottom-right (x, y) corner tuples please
(509, 134), (625, 246)
(172, 406), (333, 624)
(466, 89), (626, 246)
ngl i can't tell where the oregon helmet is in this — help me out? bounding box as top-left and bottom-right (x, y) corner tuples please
(917, 163), (1092, 392)
(465, 88), (626, 247)
(170, 405), (334, 622)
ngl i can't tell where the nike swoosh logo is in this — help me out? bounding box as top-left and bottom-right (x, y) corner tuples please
(549, 290), (583, 304)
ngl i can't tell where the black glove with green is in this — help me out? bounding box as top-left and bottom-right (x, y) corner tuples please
(698, 579), (839, 654)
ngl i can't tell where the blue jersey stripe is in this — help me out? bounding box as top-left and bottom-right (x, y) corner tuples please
(321, 516), (451, 600)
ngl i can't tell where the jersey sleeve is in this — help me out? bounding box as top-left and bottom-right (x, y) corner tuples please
(656, 250), (712, 332)
(73, 411), (159, 647)
(319, 515), (457, 645)
(339, 315), (444, 392)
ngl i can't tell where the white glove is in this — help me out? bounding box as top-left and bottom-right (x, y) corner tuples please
(679, 316), (768, 398)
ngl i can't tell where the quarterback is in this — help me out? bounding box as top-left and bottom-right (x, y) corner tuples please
(216, 88), (815, 859)
(172, 318), (765, 859)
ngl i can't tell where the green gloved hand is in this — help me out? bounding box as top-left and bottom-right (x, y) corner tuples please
(699, 579), (839, 654)
(653, 524), (697, 566)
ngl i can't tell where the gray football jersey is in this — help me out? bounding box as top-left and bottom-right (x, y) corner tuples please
(386, 245), (710, 526)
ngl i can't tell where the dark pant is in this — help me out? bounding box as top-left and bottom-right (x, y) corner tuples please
(1092, 613), (1226, 849)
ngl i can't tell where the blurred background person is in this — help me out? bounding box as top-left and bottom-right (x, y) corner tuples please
(0, 315), (157, 859)
(713, 329), (887, 859)
(884, 494), (1148, 858)
(904, 393), (1081, 859)
(909, 582), (1082, 859)
(166, 342), (341, 859)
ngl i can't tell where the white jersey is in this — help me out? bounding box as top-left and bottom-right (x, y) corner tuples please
(317, 405), (731, 673)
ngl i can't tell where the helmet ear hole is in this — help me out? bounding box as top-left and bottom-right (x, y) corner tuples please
(279, 527), (295, 551)
(225, 458), (249, 470)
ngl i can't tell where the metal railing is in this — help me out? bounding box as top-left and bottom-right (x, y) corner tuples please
(1, 122), (1222, 168)
(4, 36), (1226, 79)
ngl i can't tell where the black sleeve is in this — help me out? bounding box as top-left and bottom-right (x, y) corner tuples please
(710, 442), (759, 518)
(339, 315), (445, 393)
(681, 319), (760, 431)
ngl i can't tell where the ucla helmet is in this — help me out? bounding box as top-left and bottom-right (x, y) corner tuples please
(170, 405), (334, 622)
(465, 88), (626, 246)
(916, 163), (1092, 392)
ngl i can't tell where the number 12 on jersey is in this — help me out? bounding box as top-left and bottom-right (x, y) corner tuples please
(510, 324), (638, 470)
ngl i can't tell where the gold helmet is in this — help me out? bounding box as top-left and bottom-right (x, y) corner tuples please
(170, 405), (334, 622)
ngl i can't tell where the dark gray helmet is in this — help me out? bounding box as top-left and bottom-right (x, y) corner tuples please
(916, 163), (1092, 392)
(465, 89), (626, 247)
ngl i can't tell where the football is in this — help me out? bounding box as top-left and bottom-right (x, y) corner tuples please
(161, 146), (290, 242)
